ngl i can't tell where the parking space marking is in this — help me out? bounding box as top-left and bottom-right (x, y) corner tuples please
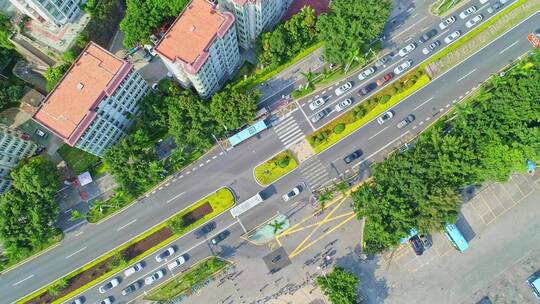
(479, 193), (504, 217)
(502, 179), (525, 202)
(512, 174), (534, 196)
(172, 178), (177, 182)
(446, 104), (450, 108)
(490, 183), (515, 209)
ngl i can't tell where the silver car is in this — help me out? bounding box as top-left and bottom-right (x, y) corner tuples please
(459, 6), (477, 19)
(335, 82), (353, 95)
(444, 31), (461, 44)
(396, 114), (415, 129)
(335, 98), (353, 112)
(309, 97), (326, 111)
(398, 43), (416, 57)
(145, 270), (165, 285)
(393, 60), (412, 75)
(422, 41), (441, 55)
(358, 67), (376, 80)
(99, 278), (120, 294)
(439, 16), (456, 29)
(310, 110), (326, 123)
(124, 262), (143, 277)
(465, 15), (483, 28)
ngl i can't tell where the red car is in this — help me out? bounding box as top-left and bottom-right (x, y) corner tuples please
(376, 73), (393, 86)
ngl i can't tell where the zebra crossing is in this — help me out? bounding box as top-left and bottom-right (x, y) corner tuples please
(273, 114), (305, 148)
(300, 157), (331, 190)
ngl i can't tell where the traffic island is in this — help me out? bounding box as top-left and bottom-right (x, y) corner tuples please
(254, 150), (298, 186)
(246, 214), (290, 245)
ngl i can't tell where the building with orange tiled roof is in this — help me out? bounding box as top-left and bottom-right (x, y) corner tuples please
(33, 42), (150, 157)
(155, 0), (240, 98)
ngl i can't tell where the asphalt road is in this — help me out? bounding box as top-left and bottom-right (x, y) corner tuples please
(2, 1), (537, 303)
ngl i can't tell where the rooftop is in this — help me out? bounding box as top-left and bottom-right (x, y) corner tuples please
(34, 42), (127, 141)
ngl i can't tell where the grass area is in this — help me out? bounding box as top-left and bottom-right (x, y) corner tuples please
(254, 150), (298, 186)
(57, 144), (101, 175)
(0, 231), (62, 272)
(309, 72), (431, 153)
(431, 0), (462, 15)
(145, 257), (230, 301)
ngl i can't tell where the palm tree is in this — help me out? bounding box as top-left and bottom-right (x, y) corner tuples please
(301, 68), (316, 89)
(317, 190), (334, 212)
(269, 219), (286, 234)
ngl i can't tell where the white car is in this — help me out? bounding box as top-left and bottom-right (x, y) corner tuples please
(376, 111), (394, 125)
(145, 269), (165, 285)
(282, 187), (300, 201)
(444, 31), (461, 44)
(393, 60), (412, 75)
(479, 0), (490, 4)
(124, 262), (143, 277)
(335, 98), (353, 112)
(309, 97), (326, 111)
(98, 297), (112, 304)
(71, 297), (84, 304)
(167, 255), (186, 271)
(459, 6), (477, 19)
(357, 66), (376, 80)
(398, 43), (416, 57)
(99, 278), (120, 294)
(465, 15), (483, 28)
(335, 82), (353, 95)
(439, 16), (456, 30)
(422, 41), (441, 55)
(155, 246), (175, 262)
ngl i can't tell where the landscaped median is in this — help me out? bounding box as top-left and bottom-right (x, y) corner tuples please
(18, 188), (235, 304)
(308, 70), (431, 153)
(144, 256), (231, 301)
(254, 150), (298, 186)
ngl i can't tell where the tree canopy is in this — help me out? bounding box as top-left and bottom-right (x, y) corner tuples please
(316, 266), (359, 304)
(210, 85), (259, 130)
(44, 64), (70, 91)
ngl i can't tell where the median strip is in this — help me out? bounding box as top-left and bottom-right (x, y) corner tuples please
(253, 150), (298, 186)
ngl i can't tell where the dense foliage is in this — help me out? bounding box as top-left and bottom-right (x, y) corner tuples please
(44, 64), (70, 91)
(316, 266), (359, 304)
(0, 15), (24, 110)
(352, 52), (540, 253)
(0, 14), (14, 50)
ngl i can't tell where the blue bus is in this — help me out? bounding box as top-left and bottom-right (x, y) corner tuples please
(445, 223), (469, 252)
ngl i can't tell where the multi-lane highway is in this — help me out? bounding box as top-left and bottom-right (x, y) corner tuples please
(3, 0), (538, 302)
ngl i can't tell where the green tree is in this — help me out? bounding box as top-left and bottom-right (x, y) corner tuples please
(301, 68), (316, 89)
(44, 64), (70, 91)
(316, 266), (358, 304)
(10, 156), (59, 198)
(0, 78), (23, 110)
(0, 14), (14, 50)
(210, 86), (259, 131)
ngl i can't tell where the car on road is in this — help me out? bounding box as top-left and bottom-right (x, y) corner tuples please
(409, 235), (424, 255)
(419, 234), (432, 250)
(465, 15), (483, 28)
(444, 30), (461, 44)
(487, 1), (501, 14)
(357, 66), (376, 80)
(376, 111), (394, 125)
(145, 269), (165, 285)
(393, 60), (412, 75)
(167, 254), (187, 270)
(375, 53), (393, 67)
(71, 297), (84, 304)
(479, 0), (490, 4)
(195, 221), (216, 238)
(459, 6), (477, 19)
(358, 83), (376, 96)
(211, 230), (231, 245)
(98, 297), (113, 304)
(422, 40), (441, 55)
(124, 262), (143, 277)
(439, 16), (456, 30)
(343, 150), (363, 164)
(376, 73), (393, 87)
(155, 246), (175, 262)
(335, 98), (353, 112)
(335, 82), (353, 95)
(99, 277), (120, 294)
(122, 281), (142, 296)
(310, 109), (328, 123)
(398, 43), (416, 57)
(527, 272), (540, 299)
(309, 97), (327, 111)
(282, 186), (301, 201)
(396, 114), (415, 129)
(418, 29), (438, 43)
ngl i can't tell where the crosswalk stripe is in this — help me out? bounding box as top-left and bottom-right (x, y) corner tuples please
(279, 128), (303, 142)
(284, 136), (306, 148)
(274, 117), (296, 132)
(304, 169), (329, 182)
(301, 160), (324, 172)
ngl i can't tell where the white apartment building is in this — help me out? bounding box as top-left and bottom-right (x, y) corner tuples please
(220, 0), (291, 49)
(34, 42), (149, 157)
(156, 0), (240, 98)
(0, 124), (37, 193)
(9, 0), (83, 26)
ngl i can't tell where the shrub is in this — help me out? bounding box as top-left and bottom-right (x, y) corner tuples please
(333, 123), (345, 134)
(168, 216), (185, 234)
(277, 156), (290, 168)
(380, 95), (391, 104)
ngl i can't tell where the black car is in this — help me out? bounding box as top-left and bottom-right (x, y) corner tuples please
(211, 230), (230, 245)
(419, 234), (432, 250)
(121, 281), (142, 296)
(344, 150), (363, 164)
(409, 235), (424, 255)
(358, 83), (376, 96)
(419, 29), (438, 43)
(375, 53), (393, 67)
(195, 221), (216, 238)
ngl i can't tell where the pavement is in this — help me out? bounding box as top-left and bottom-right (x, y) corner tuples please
(2, 0), (539, 302)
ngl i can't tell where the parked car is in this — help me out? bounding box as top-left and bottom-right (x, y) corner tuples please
(398, 43), (416, 57)
(358, 83), (376, 96)
(282, 186), (301, 202)
(479, 0), (490, 4)
(343, 150), (363, 164)
(527, 271), (540, 299)
(375, 53), (393, 67)
(335, 82), (353, 95)
(124, 262), (144, 277)
(310, 109), (328, 123)
(155, 246), (175, 262)
(409, 235), (424, 255)
(122, 281), (142, 296)
(376, 111), (394, 125)
(422, 41), (441, 55)
(98, 297), (113, 304)
(309, 97), (327, 111)
(459, 6), (477, 19)
(35, 128), (48, 138)
(358, 66), (376, 80)
(71, 297), (84, 304)
(396, 114), (415, 129)
(419, 234), (432, 250)
(487, 2), (501, 14)
(439, 16), (456, 30)
(444, 31), (461, 44)
(393, 60), (412, 75)
(335, 98), (353, 112)
(376, 73), (393, 87)
(211, 230), (231, 245)
(195, 222), (216, 238)
(99, 278), (120, 294)
(145, 270), (165, 285)
(465, 15), (483, 28)
(167, 255), (187, 270)
(419, 29), (438, 43)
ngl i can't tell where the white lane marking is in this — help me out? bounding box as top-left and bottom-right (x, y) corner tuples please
(425, 117), (431, 121)
(446, 104), (450, 108)
(117, 219), (137, 231)
(459, 95), (463, 99)
(353, 131), (411, 169)
(419, 121), (424, 125)
(452, 99), (457, 103)
(412, 125), (418, 130)
(165, 183), (170, 187)
(192, 167), (198, 171)
(456, 68), (477, 82)
(404, 36), (413, 43)
(75, 231), (84, 237)
(368, 126), (389, 140)
(64, 208), (72, 214)
(172, 178), (177, 182)
(322, 90), (326, 94)
(393, 16), (428, 39)
(166, 191), (186, 204)
(414, 97), (434, 110)
(65, 246), (87, 259)
(212, 155), (217, 160)
(219, 152), (224, 156)
(433, 29), (449, 42)
(186, 171), (191, 175)
(295, 99), (316, 131)
(12, 274), (34, 286)
(499, 40), (519, 54)
(439, 108), (444, 112)
(151, 190), (156, 194)
(301, 103), (306, 107)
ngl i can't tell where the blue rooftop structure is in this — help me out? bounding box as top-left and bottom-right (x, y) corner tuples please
(228, 120), (267, 147)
